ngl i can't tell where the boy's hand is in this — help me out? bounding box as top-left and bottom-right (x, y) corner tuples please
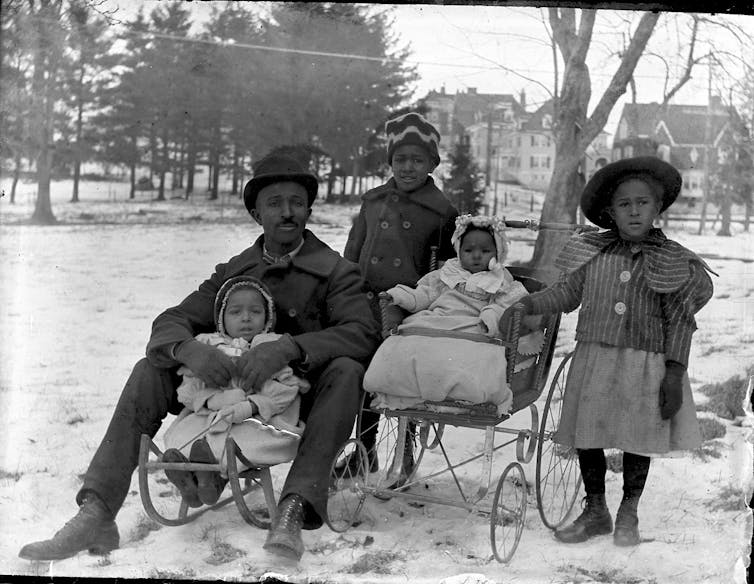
(237, 335), (301, 393)
(659, 361), (684, 420)
(379, 292), (404, 337)
(175, 339), (236, 387)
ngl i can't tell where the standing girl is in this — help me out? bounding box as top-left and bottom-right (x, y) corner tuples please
(501, 156), (715, 546)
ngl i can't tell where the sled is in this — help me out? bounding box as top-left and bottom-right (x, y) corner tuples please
(137, 433), (278, 529)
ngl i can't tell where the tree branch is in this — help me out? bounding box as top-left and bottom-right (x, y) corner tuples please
(660, 14), (700, 106)
(584, 11), (659, 146)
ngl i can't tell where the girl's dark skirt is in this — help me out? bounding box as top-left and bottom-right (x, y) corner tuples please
(554, 342), (701, 455)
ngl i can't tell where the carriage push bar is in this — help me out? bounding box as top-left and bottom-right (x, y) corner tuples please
(502, 218), (599, 232)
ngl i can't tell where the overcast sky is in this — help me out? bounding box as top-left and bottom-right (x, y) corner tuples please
(104, 2), (754, 135)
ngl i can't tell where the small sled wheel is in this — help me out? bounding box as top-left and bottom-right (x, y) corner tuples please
(326, 439), (368, 532)
(227, 438), (274, 529)
(535, 352), (582, 529)
(490, 462), (527, 563)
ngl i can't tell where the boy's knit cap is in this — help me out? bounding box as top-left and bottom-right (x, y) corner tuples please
(385, 112), (441, 167)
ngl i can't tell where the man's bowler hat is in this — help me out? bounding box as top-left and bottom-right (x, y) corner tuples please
(581, 156), (682, 229)
(243, 154), (318, 214)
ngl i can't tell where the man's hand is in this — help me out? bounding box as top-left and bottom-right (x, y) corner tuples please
(499, 297), (533, 339)
(237, 334), (301, 393)
(175, 339), (236, 387)
(659, 360), (685, 420)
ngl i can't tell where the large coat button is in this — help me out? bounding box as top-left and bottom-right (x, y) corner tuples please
(370, 256), (379, 264)
(288, 308), (297, 317)
(630, 244), (641, 254)
(402, 220), (411, 229)
(366, 291), (374, 299)
(619, 270), (631, 283)
(393, 258), (402, 267)
(380, 221), (389, 229)
(614, 302), (627, 315)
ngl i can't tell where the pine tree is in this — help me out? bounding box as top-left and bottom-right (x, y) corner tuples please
(444, 142), (485, 215)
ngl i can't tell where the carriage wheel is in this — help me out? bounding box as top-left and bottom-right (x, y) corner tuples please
(326, 439), (368, 532)
(226, 438), (274, 529)
(137, 434), (200, 526)
(535, 352), (582, 529)
(489, 462), (527, 563)
(368, 413), (425, 494)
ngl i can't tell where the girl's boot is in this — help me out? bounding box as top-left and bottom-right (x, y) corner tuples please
(614, 452), (649, 546)
(613, 495), (641, 546)
(554, 449), (612, 543)
(554, 493), (613, 543)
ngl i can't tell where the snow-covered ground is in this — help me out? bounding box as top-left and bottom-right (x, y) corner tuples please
(0, 179), (752, 583)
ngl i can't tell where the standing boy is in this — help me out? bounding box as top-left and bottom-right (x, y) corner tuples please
(342, 112), (458, 479)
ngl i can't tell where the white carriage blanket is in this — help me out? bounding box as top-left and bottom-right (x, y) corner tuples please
(163, 410), (303, 475)
(363, 332), (542, 416)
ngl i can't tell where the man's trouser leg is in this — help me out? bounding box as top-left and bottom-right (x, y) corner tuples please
(280, 356), (364, 529)
(76, 358), (182, 517)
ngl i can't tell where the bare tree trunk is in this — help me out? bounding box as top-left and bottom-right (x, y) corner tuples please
(745, 199), (751, 232)
(71, 78), (84, 203)
(186, 138), (196, 199)
(156, 132), (168, 201)
(30, 14), (57, 225)
(529, 9), (659, 281)
(10, 154), (22, 204)
(717, 188), (732, 236)
(129, 161), (136, 200)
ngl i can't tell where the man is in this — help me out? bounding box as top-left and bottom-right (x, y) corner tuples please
(19, 153), (380, 563)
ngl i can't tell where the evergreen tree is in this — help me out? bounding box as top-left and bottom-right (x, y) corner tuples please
(444, 142), (485, 215)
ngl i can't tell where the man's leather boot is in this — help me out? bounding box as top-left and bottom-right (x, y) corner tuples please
(263, 494), (305, 561)
(19, 492), (119, 561)
(613, 495), (641, 546)
(554, 493), (613, 543)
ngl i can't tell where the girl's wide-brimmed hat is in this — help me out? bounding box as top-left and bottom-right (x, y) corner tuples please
(243, 154), (318, 214)
(581, 156), (682, 229)
(214, 276), (276, 336)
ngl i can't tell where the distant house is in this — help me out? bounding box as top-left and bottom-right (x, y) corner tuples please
(421, 89), (610, 192)
(612, 98), (738, 205)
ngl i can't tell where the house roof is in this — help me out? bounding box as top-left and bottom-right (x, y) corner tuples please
(452, 91), (526, 128)
(655, 105), (730, 145)
(617, 102), (732, 146)
(618, 103), (661, 137)
(521, 100), (554, 132)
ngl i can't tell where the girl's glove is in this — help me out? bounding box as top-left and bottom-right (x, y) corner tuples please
(207, 400), (255, 433)
(237, 334), (301, 393)
(175, 339), (236, 388)
(498, 297), (534, 339)
(659, 361), (685, 420)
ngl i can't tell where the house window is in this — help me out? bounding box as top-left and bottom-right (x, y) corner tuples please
(531, 135), (536, 147)
(625, 145), (634, 158)
(546, 156), (551, 169)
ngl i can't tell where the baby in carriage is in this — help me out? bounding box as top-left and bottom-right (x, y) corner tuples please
(162, 276), (309, 507)
(363, 214), (543, 415)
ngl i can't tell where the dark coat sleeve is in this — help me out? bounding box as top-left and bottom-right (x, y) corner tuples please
(145, 261), (230, 368)
(293, 257), (380, 368)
